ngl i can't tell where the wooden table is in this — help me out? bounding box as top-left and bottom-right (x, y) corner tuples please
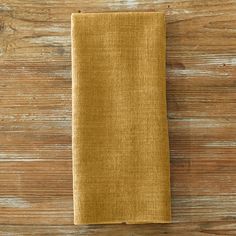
(1, 0), (236, 235)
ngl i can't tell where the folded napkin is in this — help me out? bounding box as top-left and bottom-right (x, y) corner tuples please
(72, 12), (171, 225)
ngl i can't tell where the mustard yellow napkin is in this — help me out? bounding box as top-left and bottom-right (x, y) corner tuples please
(72, 12), (171, 225)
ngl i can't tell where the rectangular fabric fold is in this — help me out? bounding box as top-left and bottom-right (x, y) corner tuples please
(72, 12), (171, 225)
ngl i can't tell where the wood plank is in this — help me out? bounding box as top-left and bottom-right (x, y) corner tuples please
(1, 221), (236, 235)
(1, 0), (236, 234)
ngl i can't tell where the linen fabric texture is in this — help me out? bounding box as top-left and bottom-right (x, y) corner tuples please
(72, 12), (171, 225)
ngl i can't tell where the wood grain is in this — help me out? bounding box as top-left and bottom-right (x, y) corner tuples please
(1, 0), (236, 234)
(1, 221), (236, 236)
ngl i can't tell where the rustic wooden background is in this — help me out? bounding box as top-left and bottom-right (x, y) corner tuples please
(1, 0), (236, 235)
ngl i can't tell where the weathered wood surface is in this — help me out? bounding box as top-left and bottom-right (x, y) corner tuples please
(1, 0), (236, 234)
(1, 221), (236, 236)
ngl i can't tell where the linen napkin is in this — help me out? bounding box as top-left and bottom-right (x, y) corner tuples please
(72, 12), (171, 225)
